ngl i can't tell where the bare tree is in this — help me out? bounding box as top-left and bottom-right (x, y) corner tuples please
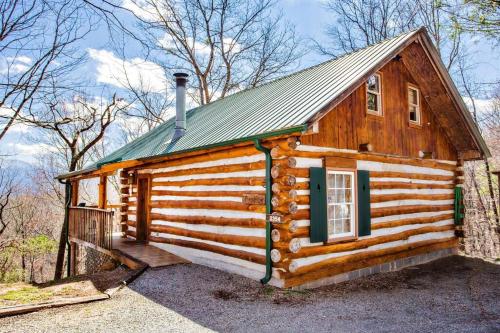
(19, 90), (128, 279)
(316, 0), (419, 57)
(317, 0), (464, 71)
(0, 0), (94, 142)
(21, 92), (128, 172)
(456, 54), (499, 225)
(0, 161), (16, 237)
(107, 0), (304, 105)
(448, 0), (500, 41)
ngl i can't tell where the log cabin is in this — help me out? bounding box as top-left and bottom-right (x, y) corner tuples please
(58, 27), (490, 289)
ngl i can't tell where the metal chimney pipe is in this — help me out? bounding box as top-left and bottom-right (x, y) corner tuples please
(173, 72), (188, 138)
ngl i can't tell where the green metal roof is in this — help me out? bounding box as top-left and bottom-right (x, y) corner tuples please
(95, 30), (420, 166)
(58, 27), (489, 179)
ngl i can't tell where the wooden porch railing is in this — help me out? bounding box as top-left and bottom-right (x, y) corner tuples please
(68, 206), (114, 252)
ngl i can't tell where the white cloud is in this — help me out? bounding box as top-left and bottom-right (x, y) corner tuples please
(462, 97), (494, 115)
(1, 142), (57, 164)
(88, 48), (167, 93)
(0, 55), (33, 75)
(122, 0), (172, 21)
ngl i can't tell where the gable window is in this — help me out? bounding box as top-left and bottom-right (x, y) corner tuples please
(408, 85), (421, 125)
(366, 73), (382, 115)
(326, 170), (356, 239)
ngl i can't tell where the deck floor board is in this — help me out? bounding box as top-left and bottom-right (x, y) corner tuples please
(112, 237), (190, 268)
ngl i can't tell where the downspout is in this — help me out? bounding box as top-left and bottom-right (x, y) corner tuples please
(58, 179), (72, 278)
(253, 139), (272, 285)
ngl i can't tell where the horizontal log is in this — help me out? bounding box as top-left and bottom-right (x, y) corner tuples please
(144, 145), (262, 170)
(272, 202), (298, 215)
(150, 200), (266, 213)
(149, 225), (266, 248)
(371, 193), (455, 203)
(283, 149), (457, 171)
(150, 161), (266, 178)
(289, 209), (310, 220)
(291, 224), (454, 258)
(149, 213), (266, 228)
(271, 183), (308, 194)
(272, 157), (297, 168)
(283, 238), (457, 287)
(271, 227), (309, 242)
(273, 238), (302, 253)
(370, 171), (454, 181)
(150, 190), (264, 197)
(275, 175), (296, 186)
(272, 220), (300, 232)
(372, 213), (454, 230)
(370, 182), (454, 190)
(149, 235), (266, 265)
(125, 230), (137, 238)
(371, 205), (454, 218)
(152, 177), (266, 187)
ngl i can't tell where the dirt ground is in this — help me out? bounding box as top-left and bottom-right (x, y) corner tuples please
(0, 255), (498, 333)
(0, 266), (134, 307)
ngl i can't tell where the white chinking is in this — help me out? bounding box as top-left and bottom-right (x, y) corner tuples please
(139, 153), (265, 174)
(151, 220), (266, 237)
(153, 169), (265, 182)
(357, 160), (454, 176)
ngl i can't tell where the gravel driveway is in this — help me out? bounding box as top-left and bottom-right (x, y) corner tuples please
(1, 255), (498, 333)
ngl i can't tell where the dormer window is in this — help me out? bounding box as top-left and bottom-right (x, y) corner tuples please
(366, 73), (382, 116)
(408, 85), (421, 125)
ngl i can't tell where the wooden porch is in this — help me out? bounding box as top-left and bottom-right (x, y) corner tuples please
(112, 237), (189, 268)
(68, 206), (189, 272)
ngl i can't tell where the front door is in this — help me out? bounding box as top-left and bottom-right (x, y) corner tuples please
(135, 176), (150, 242)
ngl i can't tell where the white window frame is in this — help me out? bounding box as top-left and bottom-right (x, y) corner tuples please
(366, 73), (383, 116)
(408, 85), (421, 125)
(326, 169), (356, 240)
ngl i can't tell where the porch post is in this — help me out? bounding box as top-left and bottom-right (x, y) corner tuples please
(69, 180), (79, 276)
(71, 180), (79, 206)
(98, 175), (107, 209)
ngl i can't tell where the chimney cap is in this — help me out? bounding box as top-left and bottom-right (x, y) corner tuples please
(173, 72), (189, 78)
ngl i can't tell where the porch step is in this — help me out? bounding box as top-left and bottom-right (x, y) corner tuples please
(112, 237), (190, 268)
(111, 249), (148, 270)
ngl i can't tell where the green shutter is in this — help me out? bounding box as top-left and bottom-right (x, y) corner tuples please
(310, 167), (328, 243)
(357, 170), (371, 236)
(454, 186), (464, 226)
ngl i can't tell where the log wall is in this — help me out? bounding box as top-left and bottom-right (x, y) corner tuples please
(271, 144), (458, 288)
(121, 145), (275, 281)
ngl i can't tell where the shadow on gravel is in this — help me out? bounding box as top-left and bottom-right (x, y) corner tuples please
(128, 255), (500, 333)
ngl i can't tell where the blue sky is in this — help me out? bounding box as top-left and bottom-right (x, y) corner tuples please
(1, 0), (499, 166)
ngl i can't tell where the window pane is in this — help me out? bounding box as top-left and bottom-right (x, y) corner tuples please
(334, 205), (341, 219)
(327, 174), (335, 188)
(409, 88), (418, 105)
(339, 204), (349, 218)
(367, 93), (378, 111)
(328, 205), (335, 218)
(326, 171), (355, 237)
(410, 105), (417, 121)
(334, 220), (342, 234)
(328, 220), (334, 234)
(344, 174), (351, 187)
(345, 189), (352, 201)
(327, 190), (336, 204)
(335, 174), (342, 188)
(343, 219), (351, 233)
(367, 75), (379, 92)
